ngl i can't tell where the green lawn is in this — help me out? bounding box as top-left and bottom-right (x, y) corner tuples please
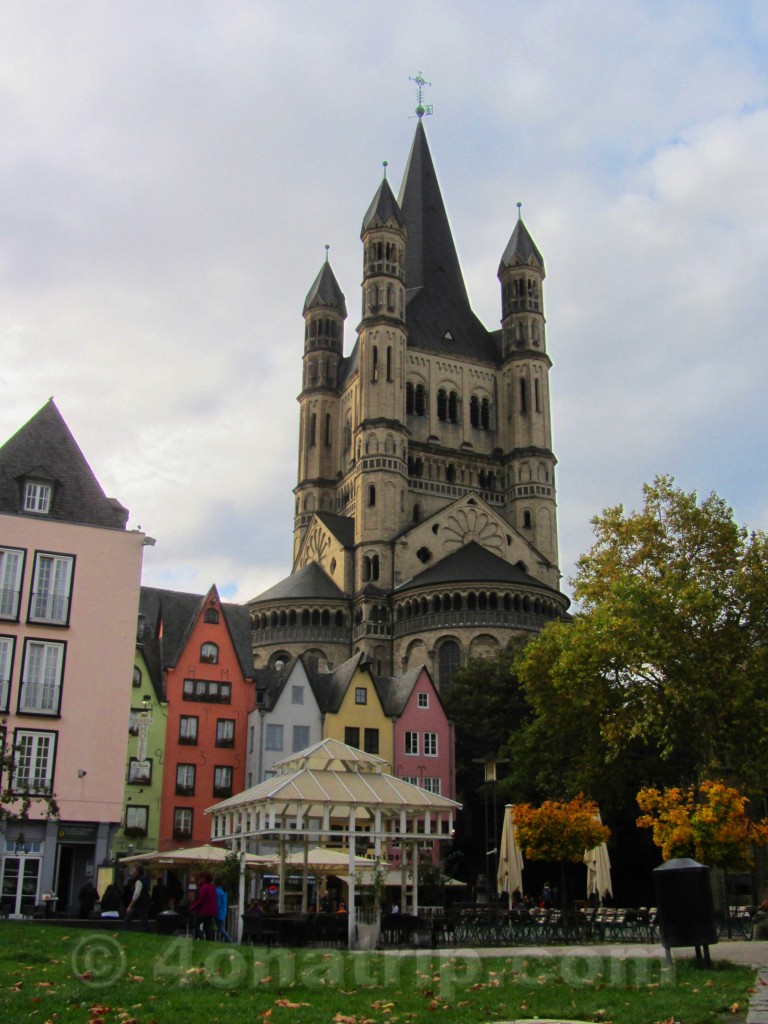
(0, 922), (756, 1024)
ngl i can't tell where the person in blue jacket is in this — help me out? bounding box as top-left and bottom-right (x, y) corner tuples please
(214, 877), (233, 942)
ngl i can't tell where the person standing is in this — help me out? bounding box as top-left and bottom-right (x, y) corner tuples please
(124, 866), (151, 931)
(189, 871), (217, 940)
(214, 877), (233, 942)
(78, 880), (99, 919)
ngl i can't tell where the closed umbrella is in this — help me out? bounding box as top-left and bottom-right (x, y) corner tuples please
(584, 813), (612, 902)
(497, 805), (524, 907)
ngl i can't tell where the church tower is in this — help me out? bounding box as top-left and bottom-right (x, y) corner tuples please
(294, 255), (346, 560)
(497, 216), (558, 569)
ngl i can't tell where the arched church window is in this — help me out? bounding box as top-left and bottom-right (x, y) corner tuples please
(438, 640), (460, 694)
(522, 509), (532, 529)
(325, 414), (331, 446)
(519, 378), (528, 414)
(371, 345), (378, 382)
(309, 413), (316, 448)
(437, 389), (447, 421)
(481, 398), (490, 430)
(368, 485), (376, 507)
(414, 383), (426, 416)
(470, 395), (479, 427)
(448, 391), (458, 422)
(534, 379), (541, 413)
(406, 381), (415, 415)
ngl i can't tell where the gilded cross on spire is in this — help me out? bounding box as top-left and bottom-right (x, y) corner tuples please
(409, 71), (433, 118)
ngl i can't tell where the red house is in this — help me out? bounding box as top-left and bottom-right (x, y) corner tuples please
(142, 585), (254, 850)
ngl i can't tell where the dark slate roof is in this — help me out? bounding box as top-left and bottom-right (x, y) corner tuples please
(250, 561), (345, 604)
(0, 399), (129, 529)
(221, 599), (256, 679)
(308, 651), (366, 714)
(395, 540), (559, 594)
(303, 260), (347, 317)
(337, 337), (360, 389)
(376, 667), (423, 717)
(361, 176), (405, 234)
(253, 657), (298, 710)
(397, 121), (500, 363)
(314, 511), (355, 549)
(499, 218), (545, 274)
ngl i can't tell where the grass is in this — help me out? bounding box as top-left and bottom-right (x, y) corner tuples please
(0, 921), (757, 1024)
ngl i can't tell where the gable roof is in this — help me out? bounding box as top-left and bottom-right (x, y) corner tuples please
(395, 540), (561, 594)
(397, 122), (499, 363)
(314, 511), (355, 549)
(376, 666), (424, 717)
(250, 560), (345, 604)
(308, 650), (367, 713)
(0, 399), (129, 529)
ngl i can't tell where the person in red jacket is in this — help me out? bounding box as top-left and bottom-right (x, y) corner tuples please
(189, 871), (217, 940)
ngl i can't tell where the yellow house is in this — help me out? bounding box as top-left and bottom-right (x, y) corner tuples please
(315, 653), (393, 772)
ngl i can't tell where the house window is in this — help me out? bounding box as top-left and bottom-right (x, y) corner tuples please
(213, 766), (233, 797)
(424, 733), (438, 756)
(402, 775), (418, 786)
(128, 758), (152, 784)
(179, 716), (198, 744)
(0, 547), (24, 619)
(182, 679), (230, 703)
(29, 553), (73, 625)
(200, 642), (218, 664)
(265, 724), (283, 751)
(124, 805), (148, 836)
(292, 725), (310, 752)
(355, 687), (367, 705)
(417, 692), (429, 709)
(19, 640), (64, 714)
(23, 481), (51, 514)
(364, 728), (379, 755)
(13, 730), (56, 794)
(132, 666), (142, 688)
(291, 685), (304, 705)
(248, 724), (254, 753)
(173, 807), (193, 840)
(204, 608), (219, 624)
(423, 777), (441, 794)
(404, 731), (419, 755)
(176, 764), (195, 795)
(0, 636), (15, 712)
(215, 719), (235, 747)
(344, 726), (360, 748)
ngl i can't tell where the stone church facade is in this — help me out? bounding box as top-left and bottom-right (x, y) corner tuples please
(248, 118), (569, 690)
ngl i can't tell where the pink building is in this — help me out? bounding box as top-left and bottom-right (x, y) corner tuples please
(0, 401), (146, 916)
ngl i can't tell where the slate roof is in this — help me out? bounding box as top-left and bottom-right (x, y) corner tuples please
(361, 176), (405, 233)
(0, 398), (129, 529)
(394, 540), (560, 594)
(397, 121), (500, 363)
(314, 511), (355, 549)
(250, 561), (345, 604)
(308, 650), (366, 714)
(139, 584), (255, 680)
(499, 218), (545, 274)
(376, 667), (424, 717)
(303, 260), (347, 317)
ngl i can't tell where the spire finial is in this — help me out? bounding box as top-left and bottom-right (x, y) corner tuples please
(409, 71), (433, 119)
(517, 202), (522, 221)
(324, 244), (330, 263)
(383, 160), (388, 180)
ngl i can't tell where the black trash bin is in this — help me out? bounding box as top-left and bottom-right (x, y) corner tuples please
(653, 858), (718, 964)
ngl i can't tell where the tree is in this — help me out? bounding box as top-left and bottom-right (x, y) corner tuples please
(636, 781), (768, 871)
(513, 476), (768, 797)
(513, 795), (610, 864)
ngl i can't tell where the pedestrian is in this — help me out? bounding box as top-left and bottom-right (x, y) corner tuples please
(189, 871), (217, 940)
(78, 880), (99, 919)
(753, 900), (768, 940)
(124, 866), (151, 931)
(100, 883), (123, 918)
(214, 877), (233, 942)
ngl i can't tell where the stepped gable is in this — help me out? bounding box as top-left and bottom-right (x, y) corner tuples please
(0, 398), (129, 528)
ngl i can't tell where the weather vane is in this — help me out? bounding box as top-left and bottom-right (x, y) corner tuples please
(409, 71), (433, 119)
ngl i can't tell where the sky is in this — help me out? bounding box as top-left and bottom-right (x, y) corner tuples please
(1, 1), (767, 606)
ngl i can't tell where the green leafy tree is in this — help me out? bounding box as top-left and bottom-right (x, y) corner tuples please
(512, 476), (768, 799)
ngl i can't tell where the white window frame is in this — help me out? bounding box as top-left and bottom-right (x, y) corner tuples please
(176, 763), (195, 794)
(0, 636), (14, 712)
(265, 723), (283, 751)
(355, 687), (367, 705)
(424, 732), (438, 757)
(19, 640), (64, 714)
(402, 775), (418, 786)
(423, 777), (441, 794)
(0, 547), (24, 620)
(128, 758), (152, 784)
(417, 692), (429, 709)
(179, 715), (198, 744)
(215, 718), (235, 747)
(14, 730), (56, 794)
(292, 724), (310, 752)
(404, 731), (419, 756)
(24, 481), (51, 514)
(173, 807), (193, 837)
(213, 765), (233, 796)
(29, 553), (73, 625)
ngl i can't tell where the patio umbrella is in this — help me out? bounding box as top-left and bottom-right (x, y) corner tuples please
(121, 844), (269, 869)
(584, 814), (612, 901)
(497, 805), (524, 907)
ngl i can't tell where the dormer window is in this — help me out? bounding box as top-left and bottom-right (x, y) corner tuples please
(24, 482), (51, 514)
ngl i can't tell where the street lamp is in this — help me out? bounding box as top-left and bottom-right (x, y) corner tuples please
(472, 754), (507, 904)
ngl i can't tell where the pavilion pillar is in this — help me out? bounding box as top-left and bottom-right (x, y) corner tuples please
(412, 841), (420, 916)
(348, 807), (357, 949)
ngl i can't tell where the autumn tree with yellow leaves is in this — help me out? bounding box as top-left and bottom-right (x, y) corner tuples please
(513, 794), (610, 863)
(636, 780), (768, 871)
